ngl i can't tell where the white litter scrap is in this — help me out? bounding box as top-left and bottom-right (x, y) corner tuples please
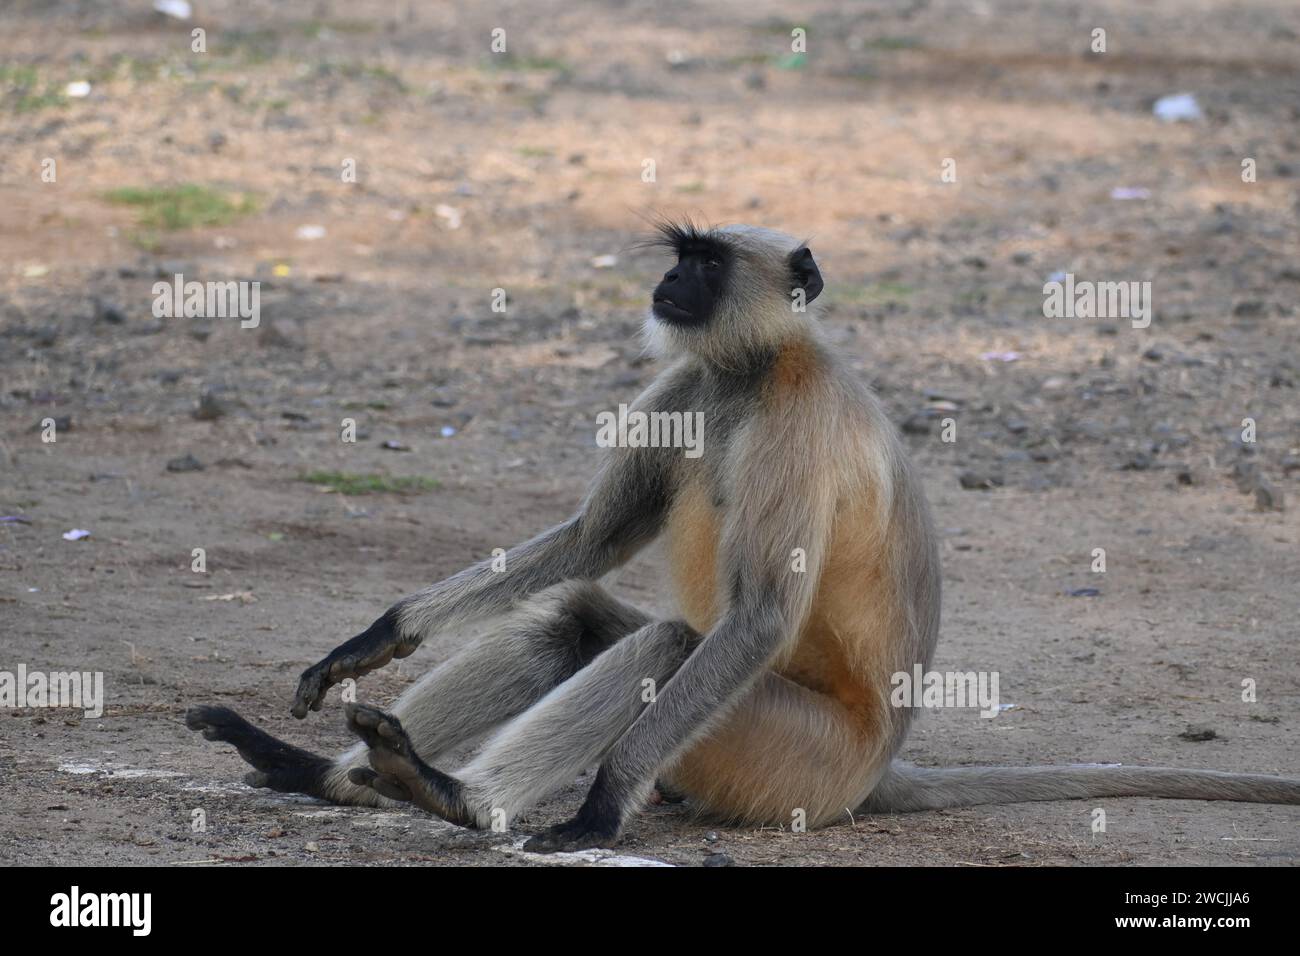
(65, 81), (91, 98)
(295, 224), (326, 240)
(435, 204), (463, 229)
(58, 760), (183, 781)
(496, 839), (673, 867)
(590, 254), (618, 268)
(1153, 92), (1202, 123)
(153, 0), (193, 20)
(62, 528), (91, 541)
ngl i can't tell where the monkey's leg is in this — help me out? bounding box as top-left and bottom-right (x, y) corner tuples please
(346, 619), (700, 828)
(189, 582), (650, 806)
(318, 581), (652, 803)
(185, 705), (333, 797)
(525, 673), (885, 850)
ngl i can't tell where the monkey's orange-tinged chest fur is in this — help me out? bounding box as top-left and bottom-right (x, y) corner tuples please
(665, 482), (888, 723)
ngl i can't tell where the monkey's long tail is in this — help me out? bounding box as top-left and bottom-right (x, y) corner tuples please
(859, 762), (1300, 812)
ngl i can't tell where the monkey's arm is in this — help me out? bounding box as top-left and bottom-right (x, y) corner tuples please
(526, 416), (836, 851)
(291, 443), (676, 718)
(524, 597), (795, 851)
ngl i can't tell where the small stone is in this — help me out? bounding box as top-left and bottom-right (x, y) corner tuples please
(901, 412), (932, 435)
(921, 388), (966, 405)
(1255, 480), (1284, 512)
(259, 322), (300, 349)
(959, 470), (1003, 491)
(156, 260), (196, 279)
(166, 454), (204, 473)
(193, 391), (227, 421)
(93, 299), (127, 324)
(1231, 460), (1259, 493)
(702, 852), (734, 867)
(1179, 725), (1217, 742)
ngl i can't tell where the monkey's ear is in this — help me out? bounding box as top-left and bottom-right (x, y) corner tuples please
(790, 247), (824, 303)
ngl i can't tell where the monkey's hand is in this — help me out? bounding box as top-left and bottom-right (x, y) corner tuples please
(291, 610), (420, 718)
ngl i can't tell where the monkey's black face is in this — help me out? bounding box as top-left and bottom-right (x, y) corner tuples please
(651, 239), (732, 328)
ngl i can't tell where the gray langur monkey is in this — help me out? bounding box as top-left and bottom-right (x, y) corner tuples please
(188, 220), (1300, 852)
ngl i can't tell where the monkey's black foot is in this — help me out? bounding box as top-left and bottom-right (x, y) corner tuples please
(523, 817), (621, 854)
(185, 705), (331, 797)
(291, 608), (421, 719)
(344, 703), (474, 826)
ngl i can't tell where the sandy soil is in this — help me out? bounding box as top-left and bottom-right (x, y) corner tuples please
(1, 0), (1298, 866)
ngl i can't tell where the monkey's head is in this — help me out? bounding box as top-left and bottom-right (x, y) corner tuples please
(643, 220), (823, 367)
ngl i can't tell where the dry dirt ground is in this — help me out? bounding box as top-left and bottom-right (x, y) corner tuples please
(1, 0), (1298, 867)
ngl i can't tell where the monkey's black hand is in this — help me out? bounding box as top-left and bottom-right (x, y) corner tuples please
(523, 817), (622, 854)
(291, 609), (420, 719)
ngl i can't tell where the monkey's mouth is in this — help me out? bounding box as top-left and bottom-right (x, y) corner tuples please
(652, 296), (694, 323)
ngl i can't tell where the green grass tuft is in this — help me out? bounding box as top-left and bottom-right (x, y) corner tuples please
(104, 185), (257, 230)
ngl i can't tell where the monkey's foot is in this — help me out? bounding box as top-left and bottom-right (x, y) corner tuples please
(292, 608), (421, 718)
(186, 705), (331, 797)
(523, 817), (621, 854)
(344, 703), (474, 827)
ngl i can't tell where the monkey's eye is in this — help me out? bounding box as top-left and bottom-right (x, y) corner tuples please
(703, 257), (721, 269)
